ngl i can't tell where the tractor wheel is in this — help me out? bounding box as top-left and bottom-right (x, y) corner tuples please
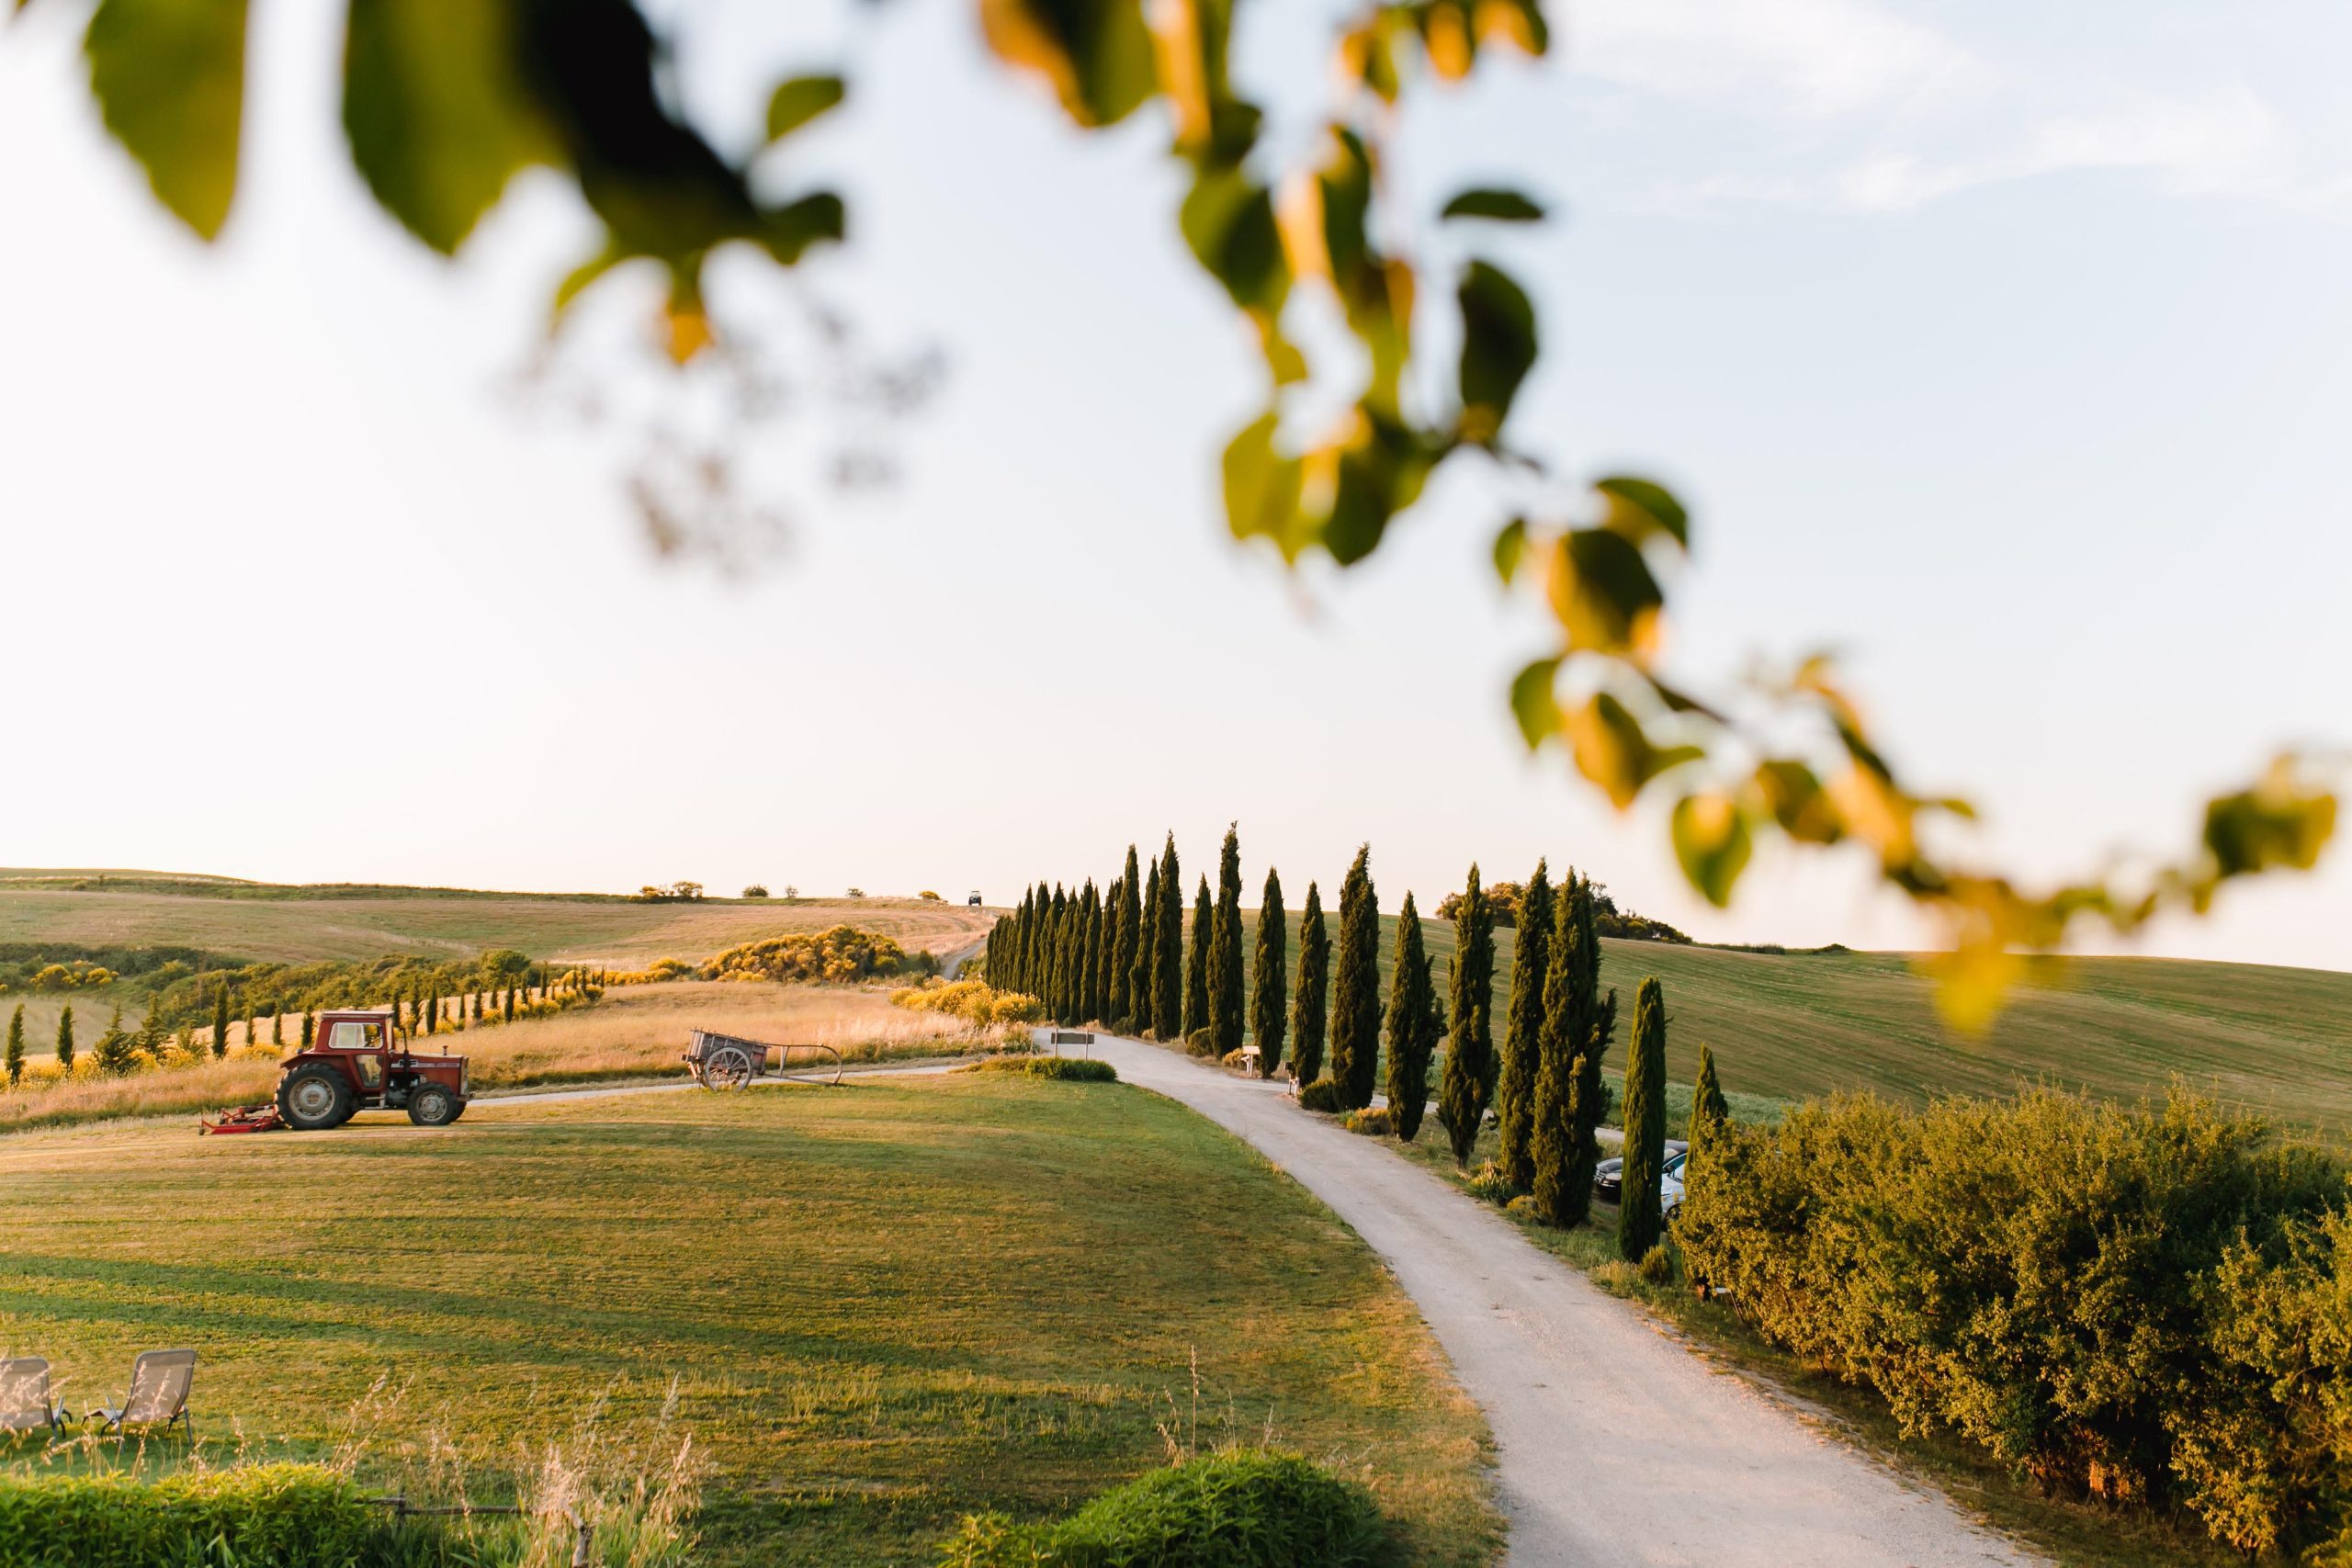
(407, 1084), (460, 1127)
(277, 1066), (355, 1132)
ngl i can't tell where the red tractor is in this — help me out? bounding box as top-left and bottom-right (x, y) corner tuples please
(204, 1008), (470, 1133)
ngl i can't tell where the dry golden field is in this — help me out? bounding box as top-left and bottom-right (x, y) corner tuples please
(0, 980), (992, 1134)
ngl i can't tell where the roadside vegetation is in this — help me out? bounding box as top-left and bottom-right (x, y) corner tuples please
(0, 1075), (1497, 1567)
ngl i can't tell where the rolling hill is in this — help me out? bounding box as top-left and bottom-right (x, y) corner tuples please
(1243, 909), (2352, 1135)
(0, 872), (994, 967)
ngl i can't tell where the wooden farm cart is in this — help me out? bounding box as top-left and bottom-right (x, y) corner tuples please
(683, 1030), (844, 1089)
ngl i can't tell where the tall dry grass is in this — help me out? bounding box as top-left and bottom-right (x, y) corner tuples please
(0, 981), (994, 1134)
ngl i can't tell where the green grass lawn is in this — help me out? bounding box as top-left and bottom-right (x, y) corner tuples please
(0, 1075), (1495, 1566)
(1233, 909), (2352, 1134)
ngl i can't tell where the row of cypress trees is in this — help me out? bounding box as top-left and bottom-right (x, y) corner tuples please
(985, 827), (1335, 1082)
(983, 831), (1712, 1242)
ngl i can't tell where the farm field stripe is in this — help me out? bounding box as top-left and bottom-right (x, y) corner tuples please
(1089, 1032), (2044, 1568)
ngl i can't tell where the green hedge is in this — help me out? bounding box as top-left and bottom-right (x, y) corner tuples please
(965, 1055), (1118, 1083)
(0, 1464), (378, 1568)
(1675, 1088), (2352, 1557)
(940, 1450), (1384, 1567)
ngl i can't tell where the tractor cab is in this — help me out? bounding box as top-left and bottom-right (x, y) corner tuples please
(272, 1008), (470, 1131)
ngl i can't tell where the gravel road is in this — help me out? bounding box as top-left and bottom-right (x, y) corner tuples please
(1088, 1032), (2042, 1568)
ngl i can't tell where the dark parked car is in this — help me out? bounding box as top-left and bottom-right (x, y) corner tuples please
(1592, 1139), (1688, 1202)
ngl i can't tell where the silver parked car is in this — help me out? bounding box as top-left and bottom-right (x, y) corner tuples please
(1594, 1142), (1692, 1222)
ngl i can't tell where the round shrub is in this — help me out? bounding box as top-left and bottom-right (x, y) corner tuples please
(1464, 1161), (1520, 1205)
(1343, 1107), (1394, 1137)
(1295, 1077), (1342, 1113)
(1638, 1243), (1674, 1286)
(938, 1450), (1385, 1568)
(1184, 1028), (1218, 1058)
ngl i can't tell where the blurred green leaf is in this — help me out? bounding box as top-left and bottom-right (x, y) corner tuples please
(766, 74), (845, 141)
(759, 191), (846, 265)
(1182, 165), (1288, 314)
(1566, 691), (1700, 808)
(1672, 793), (1752, 907)
(1509, 657), (1561, 749)
(1319, 413), (1434, 565)
(2203, 767), (2337, 879)
(1442, 186), (1544, 222)
(1456, 259), (1535, 438)
(85, 0), (249, 240)
(978, 0), (1155, 128)
(1492, 517), (1528, 584)
(1222, 412), (1306, 557)
(1545, 527), (1664, 658)
(1752, 759), (1843, 845)
(344, 0), (557, 255)
(1595, 475), (1689, 550)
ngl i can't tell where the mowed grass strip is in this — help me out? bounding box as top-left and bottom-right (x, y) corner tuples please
(0, 1077), (1496, 1566)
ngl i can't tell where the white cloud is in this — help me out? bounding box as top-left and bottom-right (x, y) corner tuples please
(1566, 0), (2349, 213)
(1572, 0), (1989, 118)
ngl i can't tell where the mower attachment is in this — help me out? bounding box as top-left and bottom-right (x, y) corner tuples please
(198, 1104), (286, 1135)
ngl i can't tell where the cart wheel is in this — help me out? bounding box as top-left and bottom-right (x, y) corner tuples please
(706, 1045), (754, 1089)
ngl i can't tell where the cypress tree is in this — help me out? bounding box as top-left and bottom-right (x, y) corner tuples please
(1384, 893), (1439, 1140)
(1206, 824), (1246, 1055)
(1079, 881), (1102, 1022)
(243, 1001), (255, 1048)
(5, 1005), (23, 1086)
(503, 986), (516, 1022)
(1690, 1042), (1729, 1148)
(302, 1010), (315, 1047)
(1250, 868), (1286, 1076)
(1136, 855), (1163, 1033)
(1530, 878), (1579, 1224)
(1008, 889), (1030, 990)
(1183, 875), (1212, 1041)
(1291, 881), (1328, 1084)
(1152, 838), (1182, 1039)
(425, 991), (439, 1036)
(1619, 976), (1668, 1261)
(1439, 863), (1498, 1167)
(1497, 860), (1553, 1190)
(270, 1003), (284, 1045)
(1100, 875), (1124, 1023)
(1047, 885), (1071, 1020)
(94, 1004), (135, 1076)
(211, 985), (231, 1059)
(55, 1004), (75, 1071)
(1329, 845), (1381, 1109)
(1565, 881), (1618, 1229)
(1114, 846), (1143, 1028)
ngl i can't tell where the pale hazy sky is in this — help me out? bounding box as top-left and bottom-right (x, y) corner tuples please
(3, 0), (2347, 969)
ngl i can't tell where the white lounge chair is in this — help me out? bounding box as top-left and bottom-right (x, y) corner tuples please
(0, 1357), (66, 1434)
(89, 1348), (198, 1438)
